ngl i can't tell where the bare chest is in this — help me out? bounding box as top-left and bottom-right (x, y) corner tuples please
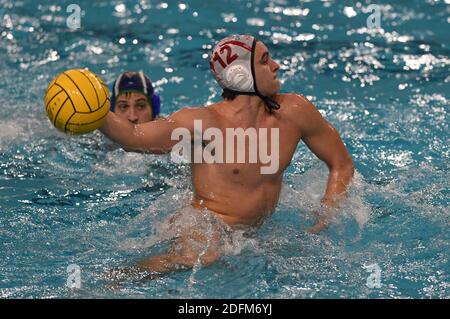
(192, 124), (299, 183)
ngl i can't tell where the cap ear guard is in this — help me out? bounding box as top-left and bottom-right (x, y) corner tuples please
(110, 81), (117, 111)
(150, 93), (160, 118)
(224, 63), (253, 92)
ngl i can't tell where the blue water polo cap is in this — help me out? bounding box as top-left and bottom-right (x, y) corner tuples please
(110, 71), (160, 118)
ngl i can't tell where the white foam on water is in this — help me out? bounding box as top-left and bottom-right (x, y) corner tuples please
(280, 164), (371, 232)
(0, 120), (25, 151)
(119, 198), (257, 254)
(0, 113), (58, 151)
(93, 148), (167, 176)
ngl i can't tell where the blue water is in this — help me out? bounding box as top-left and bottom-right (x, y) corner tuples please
(0, 0), (449, 298)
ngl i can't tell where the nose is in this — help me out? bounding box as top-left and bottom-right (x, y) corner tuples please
(127, 107), (139, 124)
(271, 59), (280, 72)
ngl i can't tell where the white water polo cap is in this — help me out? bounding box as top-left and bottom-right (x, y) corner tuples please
(209, 35), (255, 93)
(209, 35), (280, 111)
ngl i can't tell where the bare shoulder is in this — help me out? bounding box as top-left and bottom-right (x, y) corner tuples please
(277, 93), (317, 114)
(276, 93), (324, 130)
(169, 105), (207, 120)
(168, 105), (217, 127)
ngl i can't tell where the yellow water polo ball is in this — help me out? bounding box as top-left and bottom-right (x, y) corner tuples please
(44, 69), (110, 134)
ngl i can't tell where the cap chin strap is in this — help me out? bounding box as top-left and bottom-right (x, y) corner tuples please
(250, 39), (280, 113)
(222, 88), (280, 112)
(222, 88), (255, 96)
(257, 93), (280, 112)
(222, 39), (280, 113)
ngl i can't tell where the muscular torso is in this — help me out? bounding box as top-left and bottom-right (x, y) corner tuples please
(187, 94), (303, 225)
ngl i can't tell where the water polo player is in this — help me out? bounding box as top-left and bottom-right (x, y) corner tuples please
(110, 71), (161, 124)
(100, 35), (354, 276)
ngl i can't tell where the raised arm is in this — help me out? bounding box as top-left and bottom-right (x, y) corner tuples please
(292, 95), (354, 232)
(99, 107), (197, 153)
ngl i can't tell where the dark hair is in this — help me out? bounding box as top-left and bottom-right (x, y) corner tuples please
(221, 89), (238, 101)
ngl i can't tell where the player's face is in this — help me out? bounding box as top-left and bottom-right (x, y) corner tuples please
(115, 92), (153, 124)
(253, 41), (281, 96)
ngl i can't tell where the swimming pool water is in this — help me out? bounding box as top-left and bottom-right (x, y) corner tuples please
(0, 0), (449, 298)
